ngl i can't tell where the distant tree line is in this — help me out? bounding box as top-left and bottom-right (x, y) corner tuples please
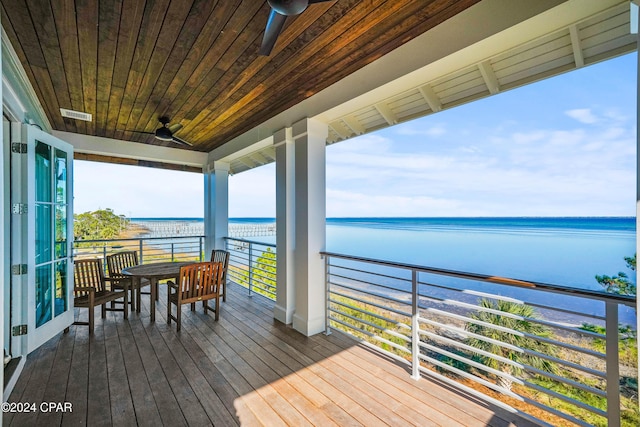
(74, 209), (130, 240)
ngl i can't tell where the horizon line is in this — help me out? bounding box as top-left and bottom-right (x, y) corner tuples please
(128, 215), (636, 220)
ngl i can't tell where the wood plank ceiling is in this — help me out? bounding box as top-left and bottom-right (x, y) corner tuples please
(1, 0), (481, 153)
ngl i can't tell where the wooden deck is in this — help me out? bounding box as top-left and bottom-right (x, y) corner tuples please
(4, 283), (535, 427)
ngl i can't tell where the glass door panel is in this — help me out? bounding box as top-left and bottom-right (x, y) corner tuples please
(54, 261), (67, 317)
(35, 264), (52, 328)
(55, 205), (67, 259)
(12, 125), (74, 353)
(35, 203), (52, 264)
(35, 142), (51, 202)
(55, 148), (67, 204)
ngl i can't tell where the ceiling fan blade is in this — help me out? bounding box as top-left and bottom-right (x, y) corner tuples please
(172, 135), (193, 147)
(168, 123), (183, 133)
(259, 10), (287, 56)
(308, 0), (334, 3)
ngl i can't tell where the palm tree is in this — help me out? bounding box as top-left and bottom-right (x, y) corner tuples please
(465, 299), (557, 392)
(595, 253), (636, 296)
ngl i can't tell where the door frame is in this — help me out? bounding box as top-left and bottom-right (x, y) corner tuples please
(3, 116), (10, 358)
(10, 123), (74, 355)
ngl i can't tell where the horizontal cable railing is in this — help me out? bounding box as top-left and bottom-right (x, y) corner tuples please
(321, 251), (637, 427)
(73, 235), (205, 265)
(224, 237), (276, 300)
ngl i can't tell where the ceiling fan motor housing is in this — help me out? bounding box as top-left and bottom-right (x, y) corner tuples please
(155, 125), (173, 141)
(268, 0), (309, 16)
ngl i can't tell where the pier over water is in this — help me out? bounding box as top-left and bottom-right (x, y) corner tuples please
(132, 219), (276, 238)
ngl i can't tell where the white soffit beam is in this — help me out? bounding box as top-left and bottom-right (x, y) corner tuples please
(342, 115), (365, 135)
(248, 152), (268, 164)
(329, 121), (352, 139)
(374, 102), (397, 125)
(569, 25), (585, 67)
(239, 157), (257, 169)
(211, 135), (273, 165)
(262, 147), (276, 161)
(418, 84), (443, 112)
(53, 130), (208, 167)
(478, 61), (501, 94)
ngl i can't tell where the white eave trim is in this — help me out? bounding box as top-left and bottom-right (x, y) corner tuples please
(2, 27), (51, 130)
(53, 130), (208, 168)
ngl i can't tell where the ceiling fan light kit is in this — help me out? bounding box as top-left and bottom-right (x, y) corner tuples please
(154, 125), (174, 142)
(133, 116), (192, 146)
(154, 116), (182, 142)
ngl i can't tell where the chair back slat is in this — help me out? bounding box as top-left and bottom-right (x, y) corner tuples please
(211, 250), (229, 269)
(74, 259), (107, 294)
(106, 251), (139, 277)
(177, 262), (223, 304)
(210, 250), (230, 289)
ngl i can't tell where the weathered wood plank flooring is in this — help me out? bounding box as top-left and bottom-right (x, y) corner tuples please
(4, 283), (536, 426)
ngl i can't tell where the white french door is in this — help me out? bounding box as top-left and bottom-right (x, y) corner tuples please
(11, 124), (73, 353)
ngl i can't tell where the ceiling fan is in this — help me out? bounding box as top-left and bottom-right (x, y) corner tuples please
(259, 0), (334, 56)
(135, 117), (192, 146)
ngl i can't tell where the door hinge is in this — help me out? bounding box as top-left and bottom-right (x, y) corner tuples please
(12, 325), (27, 336)
(11, 142), (27, 154)
(11, 264), (27, 275)
(12, 203), (28, 215)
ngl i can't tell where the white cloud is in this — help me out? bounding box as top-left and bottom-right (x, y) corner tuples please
(511, 131), (547, 144)
(565, 108), (599, 124)
(396, 124), (447, 137)
(324, 119), (635, 217)
(327, 189), (460, 217)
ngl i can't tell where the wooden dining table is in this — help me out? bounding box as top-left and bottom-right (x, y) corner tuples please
(121, 261), (193, 322)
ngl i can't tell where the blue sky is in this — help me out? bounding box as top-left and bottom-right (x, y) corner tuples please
(74, 52), (637, 218)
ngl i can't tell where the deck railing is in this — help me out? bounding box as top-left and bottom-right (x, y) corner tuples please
(73, 235), (205, 264)
(321, 251), (638, 427)
(224, 237), (276, 300)
(73, 235), (276, 299)
(71, 236), (637, 424)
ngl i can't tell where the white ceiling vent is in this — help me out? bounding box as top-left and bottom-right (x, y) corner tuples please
(60, 108), (92, 122)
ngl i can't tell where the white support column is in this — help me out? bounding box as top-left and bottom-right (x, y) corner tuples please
(291, 118), (328, 336)
(274, 128), (295, 324)
(204, 161), (229, 256)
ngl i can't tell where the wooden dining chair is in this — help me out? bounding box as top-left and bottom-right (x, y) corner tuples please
(167, 262), (224, 331)
(106, 251), (147, 312)
(211, 249), (230, 301)
(72, 258), (128, 334)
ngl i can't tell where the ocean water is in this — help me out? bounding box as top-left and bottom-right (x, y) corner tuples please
(132, 217), (635, 290)
(325, 217), (636, 291)
(132, 217), (636, 323)
(323, 217), (637, 324)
